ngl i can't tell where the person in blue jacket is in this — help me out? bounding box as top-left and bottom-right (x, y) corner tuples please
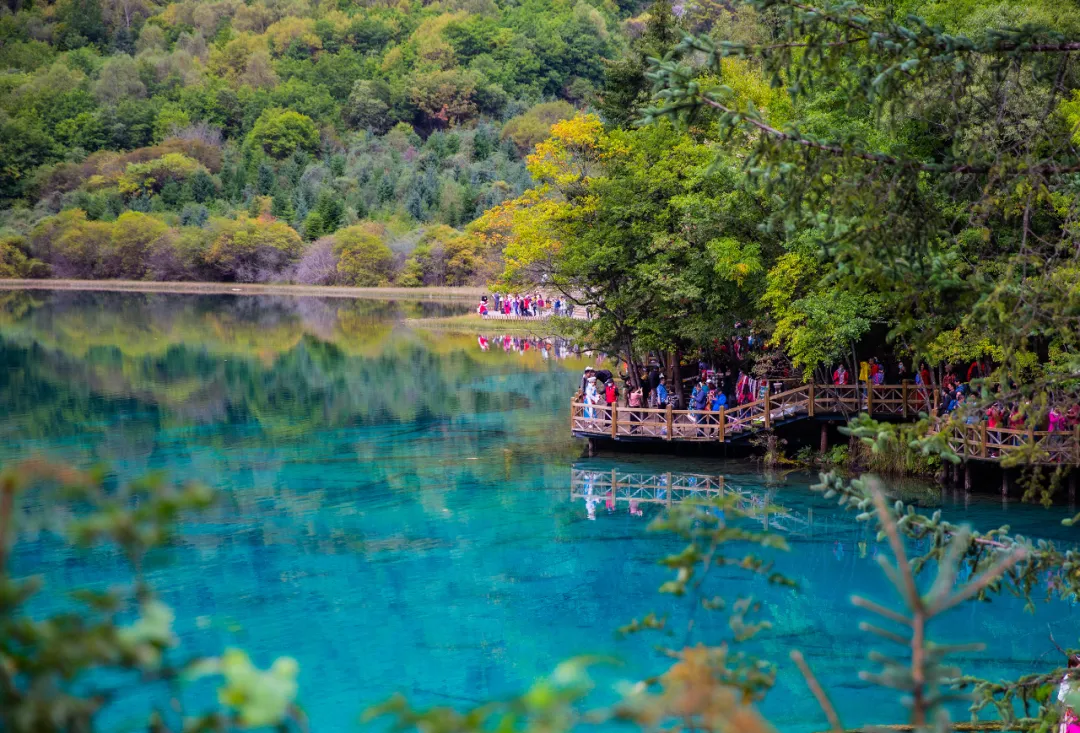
(691, 381), (709, 411)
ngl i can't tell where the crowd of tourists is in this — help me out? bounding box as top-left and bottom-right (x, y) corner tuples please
(829, 358), (1080, 433)
(477, 293), (578, 318)
(931, 363), (1080, 434)
(574, 363), (771, 416)
(572, 349), (1080, 438)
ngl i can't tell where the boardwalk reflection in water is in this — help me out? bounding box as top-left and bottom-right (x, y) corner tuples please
(569, 467), (811, 533)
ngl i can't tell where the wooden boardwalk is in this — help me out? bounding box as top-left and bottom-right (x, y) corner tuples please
(571, 383), (1080, 465)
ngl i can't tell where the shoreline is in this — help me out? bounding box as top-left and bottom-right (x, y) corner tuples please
(0, 279), (486, 301)
(405, 314), (574, 337)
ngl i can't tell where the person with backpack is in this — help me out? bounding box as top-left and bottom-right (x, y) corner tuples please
(580, 367), (595, 395)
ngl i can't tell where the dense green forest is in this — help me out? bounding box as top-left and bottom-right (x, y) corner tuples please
(1, 0), (1078, 406)
(0, 0), (649, 284)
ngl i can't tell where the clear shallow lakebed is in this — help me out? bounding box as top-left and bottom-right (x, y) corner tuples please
(0, 290), (1075, 731)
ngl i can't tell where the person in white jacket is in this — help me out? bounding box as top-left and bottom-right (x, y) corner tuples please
(584, 376), (600, 420)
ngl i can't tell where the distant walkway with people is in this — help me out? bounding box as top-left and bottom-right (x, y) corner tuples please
(571, 382), (1080, 466)
(480, 311), (590, 322)
(476, 292), (593, 320)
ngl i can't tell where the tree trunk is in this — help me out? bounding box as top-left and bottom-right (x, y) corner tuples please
(623, 336), (641, 390)
(672, 347), (685, 406)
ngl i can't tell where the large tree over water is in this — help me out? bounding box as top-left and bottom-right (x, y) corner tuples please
(645, 0), (1080, 409)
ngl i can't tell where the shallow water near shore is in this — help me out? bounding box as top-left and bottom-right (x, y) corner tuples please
(0, 290), (1075, 731)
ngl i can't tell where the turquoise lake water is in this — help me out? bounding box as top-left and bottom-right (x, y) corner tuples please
(0, 290), (1076, 731)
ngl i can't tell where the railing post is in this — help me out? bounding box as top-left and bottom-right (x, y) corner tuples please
(666, 472), (672, 507)
(866, 380), (873, 415)
(611, 403), (618, 438)
(1075, 425), (1080, 465)
(764, 386), (771, 429)
(902, 380), (909, 418)
(611, 468), (617, 499)
(808, 383), (815, 417)
(718, 406), (725, 442)
(665, 404), (673, 441)
(980, 422), (988, 459)
(933, 389), (939, 415)
(1028, 425), (1035, 451)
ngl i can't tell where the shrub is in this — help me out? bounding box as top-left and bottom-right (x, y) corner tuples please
(29, 209), (112, 279)
(0, 236), (48, 278)
(117, 153), (208, 197)
(103, 212), (170, 279)
(149, 226), (215, 281)
(333, 223), (394, 286)
(248, 109), (320, 159)
(501, 100), (577, 154)
(346, 80), (393, 134)
(291, 236), (340, 285)
(406, 224), (478, 285)
(205, 215), (305, 282)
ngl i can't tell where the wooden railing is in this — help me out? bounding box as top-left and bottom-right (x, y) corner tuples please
(571, 383), (1080, 465)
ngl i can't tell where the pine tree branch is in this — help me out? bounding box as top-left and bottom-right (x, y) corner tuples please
(791, 650), (844, 733)
(694, 95), (1080, 176)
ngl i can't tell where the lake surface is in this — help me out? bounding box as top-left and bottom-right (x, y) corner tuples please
(0, 290), (1075, 731)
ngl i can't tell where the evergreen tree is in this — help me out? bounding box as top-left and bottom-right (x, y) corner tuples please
(256, 163), (276, 196)
(472, 124), (496, 162)
(314, 190), (344, 234)
(376, 175), (395, 204)
(189, 171), (217, 203)
(597, 0), (678, 128)
(303, 211), (325, 241)
(271, 192), (295, 221)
